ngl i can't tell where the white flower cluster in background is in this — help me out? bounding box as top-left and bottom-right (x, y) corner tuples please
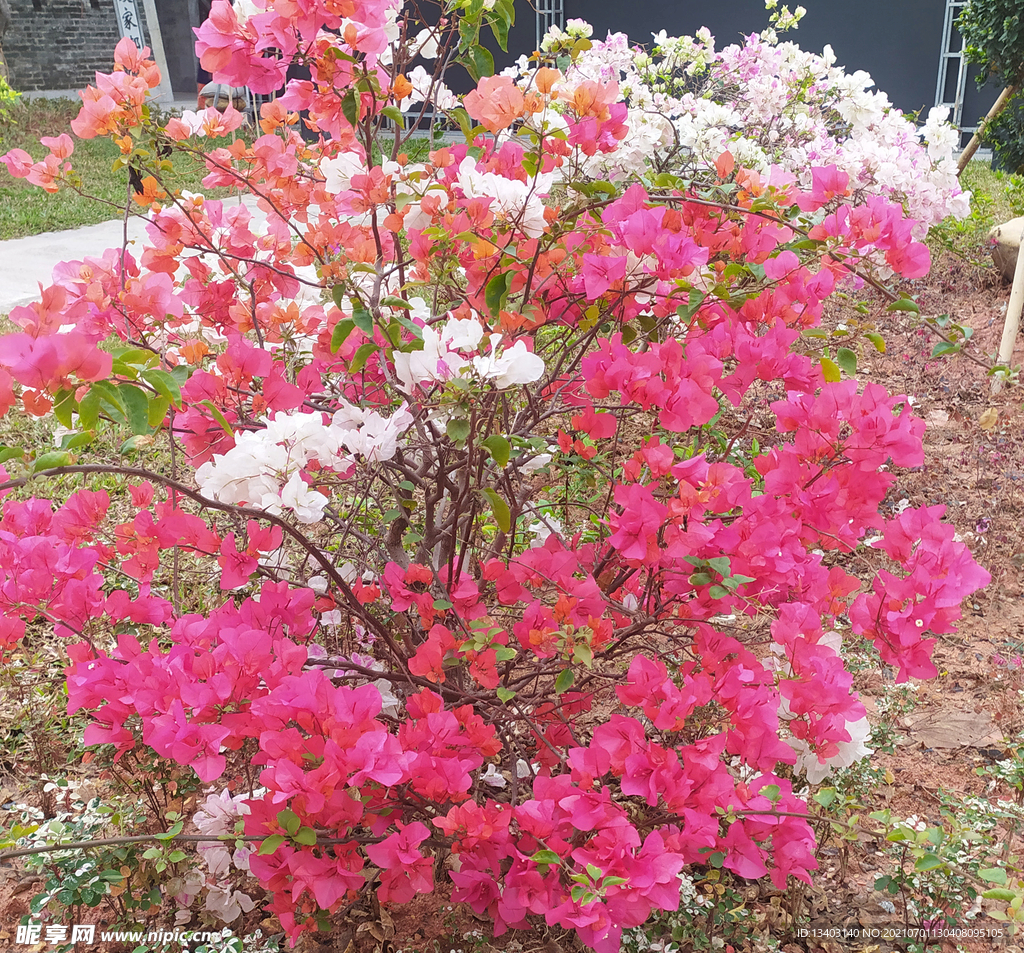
(195, 404), (414, 523)
(517, 22), (969, 235)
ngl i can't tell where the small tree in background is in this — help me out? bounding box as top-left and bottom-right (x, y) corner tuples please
(957, 0), (1024, 171)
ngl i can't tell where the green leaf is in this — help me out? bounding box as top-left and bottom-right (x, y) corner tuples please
(913, 853), (944, 871)
(485, 271), (512, 317)
(258, 834), (286, 856)
(496, 686), (516, 703)
(147, 395), (170, 428)
(331, 284), (346, 309)
(341, 89), (359, 127)
(140, 368), (182, 406)
(92, 379), (127, 423)
(33, 451), (73, 473)
(981, 866), (1009, 885)
(572, 644), (593, 668)
(482, 434), (511, 467)
(118, 383), (151, 435)
(277, 809), (301, 837)
(836, 347), (857, 377)
(494, 646), (516, 662)
(167, 850), (187, 864)
(60, 431), (95, 451)
(481, 487), (511, 533)
(120, 436), (148, 455)
(887, 298), (920, 314)
(381, 295), (414, 309)
(676, 290), (705, 323)
(155, 820), (184, 840)
(820, 357), (841, 383)
(446, 417), (471, 443)
(293, 827), (317, 846)
(487, 11), (510, 51)
(554, 667), (575, 693)
(983, 888), (1017, 902)
(707, 556), (731, 576)
(931, 340), (960, 358)
(78, 388), (101, 430)
(349, 342), (378, 373)
(813, 788), (837, 809)
(531, 850), (561, 866)
(199, 400), (234, 438)
(330, 319), (355, 353)
(380, 105), (404, 125)
(53, 388), (77, 429)
(352, 308), (374, 336)
(449, 107), (474, 141)
(111, 346), (158, 367)
(689, 572), (712, 586)
(708, 585), (729, 599)
(461, 44), (495, 82)
(865, 331), (886, 353)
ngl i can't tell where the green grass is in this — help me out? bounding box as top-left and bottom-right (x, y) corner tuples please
(0, 98), (243, 240)
(924, 158), (1024, 264)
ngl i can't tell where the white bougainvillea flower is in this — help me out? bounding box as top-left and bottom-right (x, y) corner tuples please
(276, 472), (328, 523)
(320, 151), (368, 194)
(456, 156), (554, 238)
(393, 316), (483, 392)
(789, 715), (873, 784)
(413, 27), (440, 59)
(480, 763), (507, 789)
(473, 335), (545, 388)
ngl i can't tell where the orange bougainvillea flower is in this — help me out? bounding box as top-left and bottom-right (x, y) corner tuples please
(392, 73), (413, 102)
(23, 389), (52, 417)
(180, 340), (210, 364)
(132, 175), (167, 206)
(463, 75), (525, 134)
(535, 67), (560, 96)
(259, 99), (298, 134)
(568, 80), (617, 121)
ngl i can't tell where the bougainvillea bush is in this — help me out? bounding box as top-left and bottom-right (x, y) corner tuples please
(0, 2), (990, 950)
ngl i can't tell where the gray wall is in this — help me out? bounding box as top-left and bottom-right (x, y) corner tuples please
(4, 0), (125, 91)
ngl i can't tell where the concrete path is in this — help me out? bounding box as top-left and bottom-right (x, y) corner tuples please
(0, 195), (262, 315)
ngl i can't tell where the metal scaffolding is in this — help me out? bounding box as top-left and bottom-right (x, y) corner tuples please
(535, 0), (565, 52)
(935, 0), (970, 135)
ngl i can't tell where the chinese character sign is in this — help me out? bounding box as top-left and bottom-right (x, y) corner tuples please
(111, 0), (146, 51)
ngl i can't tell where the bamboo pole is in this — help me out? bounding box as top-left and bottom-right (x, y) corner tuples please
(992, 219), (1024, 394)
(958, 83), (1019, 175)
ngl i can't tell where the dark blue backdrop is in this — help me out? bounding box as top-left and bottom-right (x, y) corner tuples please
(498, 0), (999, 129)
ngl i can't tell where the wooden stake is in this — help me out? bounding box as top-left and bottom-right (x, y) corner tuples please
(993, 219), (1024, 394)
(958, 83), (1019, 175)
